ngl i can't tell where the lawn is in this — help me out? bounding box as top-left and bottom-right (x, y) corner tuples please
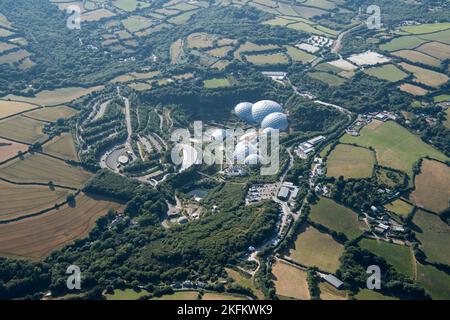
(359, 239), (414, 278)
(364, 64), (408, 82)
(310, 197), (363, 240)
(272, 260), (310, 300)
(410, 159), (450, 213)
(203, 78), (231, 88)
(289, 224), (344, 273)
(340, 120), (448, 178)
(326, 144), (375, 179)
(413, 209), (450, 266)
(416, 263), (450, 300)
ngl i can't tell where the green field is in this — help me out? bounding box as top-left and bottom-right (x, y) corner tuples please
(384, 199), (414, 217)
(364, 64), (408, 82)
(152, 291), (199, 300)
(413, 210), (450, 266)
(245, 53), (289, 65)
(359, 239), (414, 278)
(105, 288), (150, 300)
(306, 72), (345, 86)
(379, 36), (427, 51)
(289, 224), (344, 273)
(341, 121), (448, 178)
(401, 22), (450, 35)
(203, 78), (231, 88)
(285, 46), (316, 63)
(310, 198), (363, 240)
(326, 144), (375, 179)
(416, 263), (450, 300)
(355, 289), (399, 300)
(113, 0), (150, 12)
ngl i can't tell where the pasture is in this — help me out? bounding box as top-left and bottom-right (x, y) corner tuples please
(0, 116), (48, 144)
(359, 239), (414, 278)
(0, 153), (92, 188)
(272, 260), (310, 300)
(0, 138), (28, 163)
(0, 193), (124, 259)
(326, 144), (375, 179)
(355, 289), (399, 300)
(379, 35), (427, 51)
(226, 268), (264, 299)
(410, 159), (450, 213)
(25, 105), (78, 122)
(401, 22), (450, 35)
(113, 0), (150, 12)
(0, 100), (38, 119)
(340, 120), (448, 178)
(105, 288), (150, 300)
(203, 78), (231, 88)
(245, 53), (289, 65)
(289, 224), (344, 273)
(413, 209), (450, 266)
(285, 46), (315, 63)
(309, 197), (364, 240)
(416, 263), (450, 300)
(42, 133), (79, 161)
(0, 180), (70, 222)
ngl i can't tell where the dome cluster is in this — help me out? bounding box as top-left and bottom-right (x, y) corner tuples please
(234, 100), (288, 131)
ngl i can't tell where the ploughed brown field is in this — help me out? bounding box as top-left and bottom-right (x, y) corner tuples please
(0, 193), (124, 259)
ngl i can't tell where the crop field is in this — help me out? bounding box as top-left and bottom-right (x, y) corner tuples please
(391, 50), (441, 68)
(359, 239), (414, 278)
(285, 46), (315, 63)
(245, 52), (289, 65)
(399, 62), (449, 88)
(413, 210), (450, 266)
(289, 224), (344, 273)
(106, 288), (150, 300)
(42, 133), (79, 161)
(3, 86), (104, 106)
(203, 78), (231, 88)
(310, 198), (364, 240)
(416, 42), (450, 61)
(0, 100), (38, 119)
(0, 137), (28, 163)
(384, 199), (414, 217)
(416, 263), (450, 300)
(319, 282), (347, 300)
(306, 71), (345, 86)
(399, 83), (429, 96)
(0, 180), (70, 222)
(340, 120), (448, 178)
(0, 116), (48, 144)
(0, 193), (124, 259)
(226, 268), (264, 299)
(25, 105), (78, 122)
(379, 35), (427, 51)
(326, 144), (375, 179)
(0, 153), (92, 188)
(355, 289), (399, 300)
(272, 260), (310, 300)
(410, 160), (450, 213)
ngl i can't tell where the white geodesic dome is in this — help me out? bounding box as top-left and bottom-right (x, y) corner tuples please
(251, 100), (283, 124)
(234, 102), (254, 123)
(244, 154), (261, 166)
(234, 141), (257, 163)
(261, 112), (288, 131)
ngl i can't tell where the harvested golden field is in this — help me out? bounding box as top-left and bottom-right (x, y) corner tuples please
(81, 9), (116, 22)
(0, 193), (124, 259)
(272, 260), (310, 300)
(0, 137), (28, 163)
(319, 282), (347, 300)
(245, 52), (289, 65)
(42, 133), (79, 161)
(2, 86), (104, 106)
(0, 100), (38, 119)
(391, 50), (441, 68)
(0, 180), (70, 222)
(416, 42), (450, 61)
(399, 83), (429, 96)
(410, 159), (450, 213)
(26, 106), (78, 122)
(289, 224), (344, 273)
(234, 42), (279, 60)
(0, 49), (30, 64)
(0, 116), (48, 144)
(384, 199), (414, 217)
(326, 144), (375, 179)
(0, 153), (92, 188)
(399, 62), (449, 88)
